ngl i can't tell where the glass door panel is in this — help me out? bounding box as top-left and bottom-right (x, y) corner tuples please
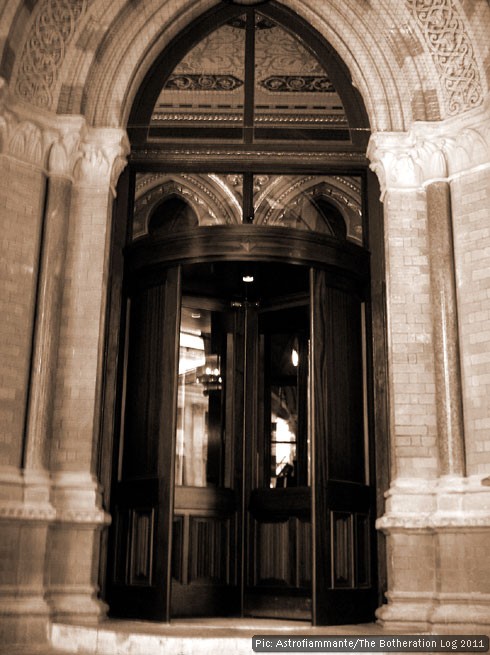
(246, 299), (312, 620)
(171, 296), (239, 617)
(176, 304), (225, 487)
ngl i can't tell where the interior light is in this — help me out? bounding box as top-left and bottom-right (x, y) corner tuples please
(291, 348), (299, 367)
(242, 275), (254, 283)
(191, 312), (201, 319)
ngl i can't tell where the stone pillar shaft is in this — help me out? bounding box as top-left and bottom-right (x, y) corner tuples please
(25, 175), (72, 470)
(426, 181), (466, 477)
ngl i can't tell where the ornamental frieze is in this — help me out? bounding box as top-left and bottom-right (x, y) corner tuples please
(164, 74), (243, 92)
(406, 0), (484, 115)
(15, 0), (90, 109)
(260, 76), (335, 93)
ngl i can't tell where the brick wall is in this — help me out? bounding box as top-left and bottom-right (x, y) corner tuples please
(51, 183), (112, 471)
(384, 189), (439, 478)
(452, 168), (490, 475)
(0, 157), (45, 467)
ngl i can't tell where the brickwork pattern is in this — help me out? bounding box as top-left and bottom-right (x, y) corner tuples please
(0, 157), (45, 467)
(388, 532), (435, 593)
(384, 189), (439, 478)
(452, 169), (490, 475)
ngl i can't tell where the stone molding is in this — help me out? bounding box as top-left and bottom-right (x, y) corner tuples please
(377, 590), (490, 630)
(0, 468), (110, 527)
(367, 92), (490, 197)
(376, 475), (490, 532)
(50, 471), (111, 528)
(0, 77), (128, 189)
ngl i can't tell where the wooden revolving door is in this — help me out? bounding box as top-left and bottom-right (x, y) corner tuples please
(106, 227), (377, 625)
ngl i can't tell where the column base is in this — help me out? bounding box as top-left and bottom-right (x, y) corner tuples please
(376, 476), (490, 634)
(376, 592), (490, 633)
(46, 586), (109, 625)
(46, 471), (111, 624)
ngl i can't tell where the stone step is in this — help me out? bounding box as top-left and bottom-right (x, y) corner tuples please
(50, 619), (386, 655)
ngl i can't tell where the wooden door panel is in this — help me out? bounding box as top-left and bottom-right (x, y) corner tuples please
(107, 268), (181, 621)
(246, 488), (311, 618)
(171, 487), (239, 617)
(109, 478), (165, 618)
(311, 269), (376, 625)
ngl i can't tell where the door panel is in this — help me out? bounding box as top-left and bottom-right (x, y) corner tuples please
(107, 268), (181, 621)
(244, 302), (312, 620)
(107, 261), (376, 625)
(171, 487), (239, 616)
(311, 269), (376, 625)
(170, 298), (240, 617)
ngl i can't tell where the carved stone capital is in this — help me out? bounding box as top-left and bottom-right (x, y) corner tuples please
(367, 92), (490, 196)
(0, 77), (85, 175)
(73, 127), (129, 192)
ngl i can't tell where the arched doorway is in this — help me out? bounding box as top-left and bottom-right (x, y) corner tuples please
(102, 0), (385, 626)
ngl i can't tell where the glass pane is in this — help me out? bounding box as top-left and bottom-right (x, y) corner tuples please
(254, 174), (363, 244)
(271, 381), (298, 487)
(132, 173), (243, 240)
(150, 17), (246, 140)
(263, 305), (310, 489)
(175, 302), (225, 487)
(131, 173), (364, 245)
(254, 13), (349, 142)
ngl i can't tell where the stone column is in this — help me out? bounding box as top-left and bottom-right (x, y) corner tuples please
(425, 181), (465, 477)
(368, 119), (490, 633)
(45, 127), (129, 624)
(24, 132), (81, 472)
(0, 99), (60, 647)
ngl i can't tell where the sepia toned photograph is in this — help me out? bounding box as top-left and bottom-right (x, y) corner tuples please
(0, 1), (489, 653)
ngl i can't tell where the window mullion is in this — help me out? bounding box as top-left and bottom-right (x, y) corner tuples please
(243, 8), (255, 144)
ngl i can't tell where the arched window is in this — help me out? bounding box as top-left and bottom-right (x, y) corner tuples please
(148, 196), (199, 235)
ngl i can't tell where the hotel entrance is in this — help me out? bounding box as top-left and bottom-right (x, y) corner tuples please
(103, 0), (380, 627)
(106, 224), (376, 625)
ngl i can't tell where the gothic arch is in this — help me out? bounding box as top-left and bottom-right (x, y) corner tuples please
(2, 0), (488, 133)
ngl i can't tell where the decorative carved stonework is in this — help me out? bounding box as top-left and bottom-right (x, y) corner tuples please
(15, 0), (90, 109)
(132, 173), (241, 238)
(73, 128), (129, 190)
(164, 74), (243, 92)
(367, 94), (490, 195)
(406, 0), (484, 116)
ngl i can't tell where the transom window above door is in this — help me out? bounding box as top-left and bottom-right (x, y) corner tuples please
(131, 173), (364, 244)
(149, 10), (349, 144)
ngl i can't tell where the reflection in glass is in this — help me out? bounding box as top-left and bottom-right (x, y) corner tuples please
(175, 304), (224, 487)
(266, 328), (309, 489)
(271, 384), (298, 487)
(132, 173), (363, 244)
